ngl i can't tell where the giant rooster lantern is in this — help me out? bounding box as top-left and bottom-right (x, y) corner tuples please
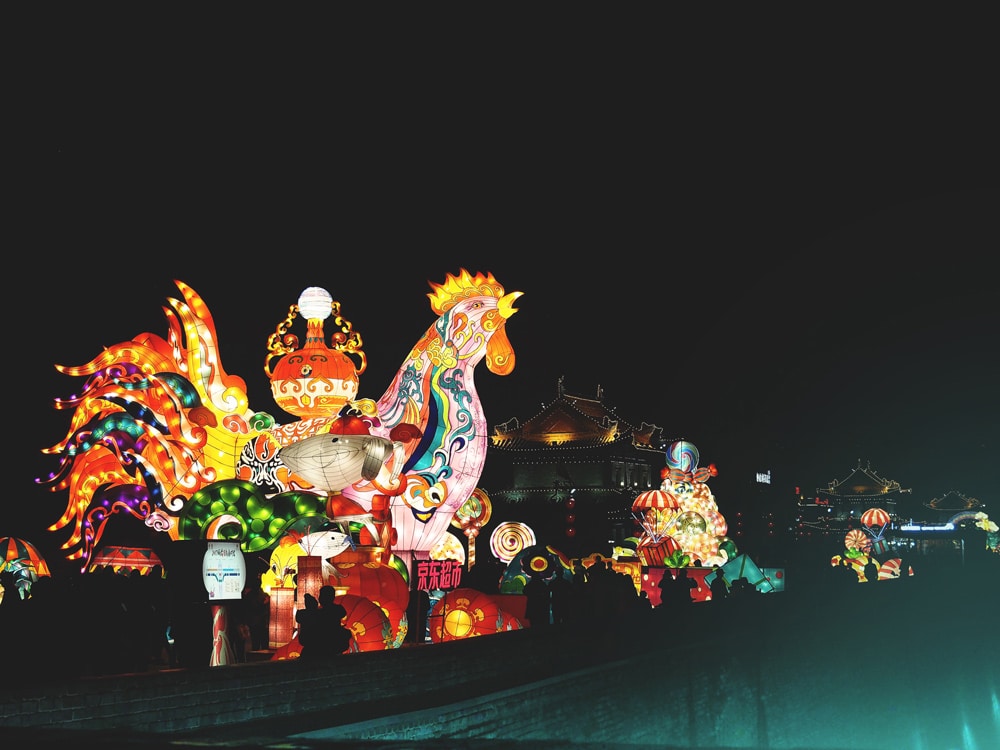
(38, 271), (521, 581)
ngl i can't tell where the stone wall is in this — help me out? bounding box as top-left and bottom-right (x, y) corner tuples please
(4, 577), (998, 749)
(0, 613), (655, 735)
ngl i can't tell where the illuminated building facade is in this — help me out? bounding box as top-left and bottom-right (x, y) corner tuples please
(792, 460), (912, 545)
(790, 462), (990, 563)
(480, 379), (667, 558)
(893, 489), (990, 560)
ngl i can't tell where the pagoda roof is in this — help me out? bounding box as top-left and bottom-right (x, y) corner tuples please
(490, 379), (665, 452)
(816, 459), (912, 501)
(923, 490), (984, 513)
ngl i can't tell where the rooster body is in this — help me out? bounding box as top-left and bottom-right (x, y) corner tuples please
(336, 270), (520, 572)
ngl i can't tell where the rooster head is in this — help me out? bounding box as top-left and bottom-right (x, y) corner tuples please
(426, 269), (522, 376)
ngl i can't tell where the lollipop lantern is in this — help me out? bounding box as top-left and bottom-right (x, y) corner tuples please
(666, 441), (700, 473)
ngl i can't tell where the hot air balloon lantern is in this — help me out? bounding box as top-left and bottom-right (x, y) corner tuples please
(860, 507), (892, 555)
(631, 490), (681, 543)
(860, 507), (891, 540)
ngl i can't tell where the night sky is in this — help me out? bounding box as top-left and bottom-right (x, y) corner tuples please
(10, 63), (998, 568)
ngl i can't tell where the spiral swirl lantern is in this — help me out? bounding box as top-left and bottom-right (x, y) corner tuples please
(490, 522), (536, 564)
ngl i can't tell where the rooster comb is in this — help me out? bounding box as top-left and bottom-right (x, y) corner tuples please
(427, 269), (506, 314)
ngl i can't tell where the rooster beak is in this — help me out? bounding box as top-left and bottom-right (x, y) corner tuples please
(498, 291), (523, 319)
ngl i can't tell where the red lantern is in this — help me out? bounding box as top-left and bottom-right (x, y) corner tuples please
(565, 513), (576, 524)
(330, 561), (409, 610)
(565, 497), (576, 510)
(338, 593), (392, 651)
(565, 527), (576, 537)
(428, 588), (501, 641)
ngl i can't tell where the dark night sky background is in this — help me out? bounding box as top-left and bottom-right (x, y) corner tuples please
(9, 41), (998, 568)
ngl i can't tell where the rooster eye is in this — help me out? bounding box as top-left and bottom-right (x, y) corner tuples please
(300, 365), (313, 376)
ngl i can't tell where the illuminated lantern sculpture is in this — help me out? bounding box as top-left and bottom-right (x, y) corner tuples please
(974, 513), (999, 554)
(490, 522), (536, 565)
(330, 560), (409, 647)
(631, 489), (681, 543)
(268, 586), (296, 649)
(430, 531), (466, 564)
(860, 507), (892, 554)
(652, 441), (728, 567)
(844, 529), (872, 553)
(340, 270), (522, 574)
(428, 587), (502, 642)
(338, 593), (392, 652)
(0, 536), (51, 578)
(278, 431), (404, 495)
(0, 536), (51, 601)
(450, 487), (492, 570)
(89, 545), (165, 576)
(267, 287), (364, 421)
(878, 557), (903, 580)
(40, 271), (520, 592)
(635, 534), (680, 567)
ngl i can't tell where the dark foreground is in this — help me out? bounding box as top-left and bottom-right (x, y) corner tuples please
(3, 559), (998, 750)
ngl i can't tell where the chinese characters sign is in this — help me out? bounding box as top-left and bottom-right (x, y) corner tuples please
(412, 559), (463, 591)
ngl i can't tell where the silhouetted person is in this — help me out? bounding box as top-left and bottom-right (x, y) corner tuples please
(728, 577), (753, 599)
(406, 588), (430, 643)
(658, 569), (692, 609)
(635, 590), (654, 614)
(709, 568), (728, 604)
(864, 559), (880, 584)
(243, 574), (270, 651)
(304, 585), (352, 658)
(295, 592), (320, 658)
(548, 573), (573, 625)
(582, 560), (616, 623)
(523, 574), (551, 628)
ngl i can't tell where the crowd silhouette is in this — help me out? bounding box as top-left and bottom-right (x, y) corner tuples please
(1, 564), (178, 681)
(4, 544), (971, 686)
(0, 555), (764, 684)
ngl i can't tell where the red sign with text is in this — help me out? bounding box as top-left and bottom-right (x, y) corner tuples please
(412, 559), (463, 591)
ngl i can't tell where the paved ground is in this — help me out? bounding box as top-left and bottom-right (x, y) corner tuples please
(4, 556), (998, 749)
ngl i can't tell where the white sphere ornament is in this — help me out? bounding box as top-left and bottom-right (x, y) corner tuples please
(298, 287), (333, 320)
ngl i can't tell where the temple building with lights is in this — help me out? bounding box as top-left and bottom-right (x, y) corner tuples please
(894, 489), (990, 559)
(792, 460), (912, 544)
(480, 378), (668, 559)
(791, 461), (989, 562)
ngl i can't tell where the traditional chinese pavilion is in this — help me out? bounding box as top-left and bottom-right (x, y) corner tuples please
(793, 460), (912, 542)
(480, 378), (669, 558)
(918, 489), (986, 524)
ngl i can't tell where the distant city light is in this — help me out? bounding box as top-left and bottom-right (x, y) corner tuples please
(899, 522), (955, 532)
